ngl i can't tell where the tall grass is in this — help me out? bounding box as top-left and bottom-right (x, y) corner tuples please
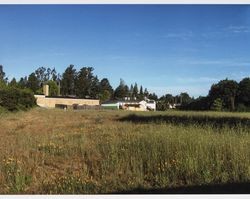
(0, 108), (249, 193)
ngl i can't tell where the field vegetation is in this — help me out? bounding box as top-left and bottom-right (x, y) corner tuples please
(0, 108), (249, 194)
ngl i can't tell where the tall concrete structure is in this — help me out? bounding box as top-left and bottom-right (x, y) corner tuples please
(43, 84), (49, 96)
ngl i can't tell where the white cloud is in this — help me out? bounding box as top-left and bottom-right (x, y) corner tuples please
(176, 77), (219, 83)
(225, 25), (250, 33)
(162, 31), (193, 40)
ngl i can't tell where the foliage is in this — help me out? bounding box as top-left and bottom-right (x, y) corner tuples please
(46, 80), (59, 96)
(237, 78), (250, 107)
(132, 83), (138, 98)
(148, 92), (158, 101)
(183, 78), (250, 112)
(27, 73), (40, 93)
(180, 92), (192, 105)
(99, 78), (113, 102)
(17, 77), (28, 89)
(0, 65), (8, 84)
(9, 78), (18, 88)
(0, 87), (36, 111)
(210, 98), (223, 111)
(76, 67), (95, 98)
(209, 79), (238, 111)
(35, 67), (47, 84)
(180, 96), (210, 111)
(61, 65), (77, 96)
(114, 79), (129, 99)
(236, 103), (250, 112)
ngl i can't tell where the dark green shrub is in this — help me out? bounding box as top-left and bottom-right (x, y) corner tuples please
(211, 98), (223, 111)
(236, 103), (250, 112)
(0, 87), (36, 111)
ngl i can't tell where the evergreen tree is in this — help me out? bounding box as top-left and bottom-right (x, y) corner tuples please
(0, 65), (7, 87)
(99, 78), (113, 101)
(148, 92), (158, 101)
(90, 75), (100, 98)
(237, 77), (250, 107)
(27, 73), (40, 93)
(129, 84), (134, 98)
(9, 78), (18, 87)
(75, 67), (98, 98)
(114, 79), (128, 100)
(180, 92), (192, 105)
(61, 65), (77, 96)
(144, 88), (149, 98)
(138, 85), (144, 100)
(133, 83), (138, 99)
(18, 77), (28, 89)
(209, 79), (238, 111)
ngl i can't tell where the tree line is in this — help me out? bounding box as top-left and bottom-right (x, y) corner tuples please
(157, 78), (250, 112)
(0, 64), (157, 103)
(1, 64), (249, 112)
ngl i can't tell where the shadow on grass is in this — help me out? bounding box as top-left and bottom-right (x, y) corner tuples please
(111, 182), (250, 194)
(118, 114), (250, 129)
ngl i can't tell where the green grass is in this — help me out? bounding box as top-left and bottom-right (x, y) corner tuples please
(0, 108), (249, 193)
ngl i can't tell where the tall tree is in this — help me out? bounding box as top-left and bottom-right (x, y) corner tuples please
(27, 72), (40, 93)
(148, 92), (158, 101)
(180, 92), (192, 105)
(35, 67), (47, 85)
(165, 94), (174, 104)
(18, 77), (28, 89)
(51, 67), (58, 81)
(129, 84), (134, 98)
(209, 79), (238, 111)
(237, 77), (250, 107)
(0, 65), (7, 87)
(75, 67), (98, 98)
(61, 65), (77, 96)
(133, 83), (138, 99)
(99, 78), (113, 101)
(9, 78), (18, 88)
(89, 75), (100, 98)
(144, 88), (149, 98)
(114, 79), (128, 100)
(46, 67), (52, 81)
(138, 85), (144, 100)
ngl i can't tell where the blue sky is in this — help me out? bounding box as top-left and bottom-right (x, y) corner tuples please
(0, 5), (250, 97)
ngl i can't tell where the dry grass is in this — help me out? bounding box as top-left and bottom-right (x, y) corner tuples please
(0, 108), (249, 193)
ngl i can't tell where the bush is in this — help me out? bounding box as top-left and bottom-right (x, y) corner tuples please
(0, 87), (36, 111)
(236, 103), (250, 112)
(211, 98), (223, 111)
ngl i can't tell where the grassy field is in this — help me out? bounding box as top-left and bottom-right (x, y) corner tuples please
(0, 108), (249, 194)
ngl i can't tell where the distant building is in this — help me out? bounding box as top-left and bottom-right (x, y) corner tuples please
(34, 85), (99, 108)
(101, 98), (156, 111)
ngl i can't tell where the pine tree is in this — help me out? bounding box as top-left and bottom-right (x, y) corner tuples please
(138, 85), (144, 100)
(61, 65), (77, 96)
(99, 78), (113, 101)
(133, 83), (138, 99)
(27, 73), (40, 93)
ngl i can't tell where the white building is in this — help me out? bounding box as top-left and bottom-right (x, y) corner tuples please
(101, 98), (156, 111)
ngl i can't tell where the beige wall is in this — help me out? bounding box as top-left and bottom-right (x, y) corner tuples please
(34, 95), (99, 108)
